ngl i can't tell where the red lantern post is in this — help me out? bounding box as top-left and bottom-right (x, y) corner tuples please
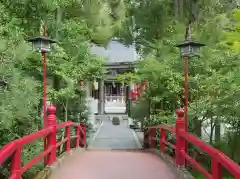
(27, 24), (57, 165)
(176, 25), (205, 167)
(42, 24), (48, 166)
(27, 24), (56, 127)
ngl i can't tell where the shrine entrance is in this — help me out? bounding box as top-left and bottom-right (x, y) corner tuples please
(90, 38), (139, 115)
(104, 81), (126, 114)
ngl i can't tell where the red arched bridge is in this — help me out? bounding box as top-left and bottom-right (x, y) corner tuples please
(0, 106), (240, 179)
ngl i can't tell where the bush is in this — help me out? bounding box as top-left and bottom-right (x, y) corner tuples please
(112, 117), (120, 125)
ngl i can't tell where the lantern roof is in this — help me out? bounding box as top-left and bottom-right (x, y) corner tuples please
(176, 40), (205, 48)
(27, 36), (57, 43)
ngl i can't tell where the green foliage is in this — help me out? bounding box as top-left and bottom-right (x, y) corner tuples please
(119, 0), (240, 177)
(0, 0), (123, 178)
(1, 0), (240, 178)
(116, 72), (138, 84)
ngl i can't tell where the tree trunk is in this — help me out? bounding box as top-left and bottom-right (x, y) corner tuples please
(209, 118), (215, 145)
(174, 0), (179, 18)
(178, 0), (184, 20)
(214, 119), (221, 143)
(65, 99), (68, 122)
(54, 7), (62, 118)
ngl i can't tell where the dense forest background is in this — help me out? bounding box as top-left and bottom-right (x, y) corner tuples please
(1, 0), (240, 178)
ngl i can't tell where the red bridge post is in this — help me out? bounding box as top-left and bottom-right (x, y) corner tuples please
(160, 128), (166, 152)
(11, 146), (21, 179)
(80, 122), (86, 147)
(47, 105), (57, 165)
(212, 156), (222, 179)
(175, 109), (185, 166)
(75, 125), (80, 147)
(65, 123), (71, 152)
(143, 128), (149, 149)
(150, 128), (157, 148)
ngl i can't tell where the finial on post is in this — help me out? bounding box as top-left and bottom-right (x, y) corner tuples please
(176, 108), (184, 118)
(48, 105), (56, 115)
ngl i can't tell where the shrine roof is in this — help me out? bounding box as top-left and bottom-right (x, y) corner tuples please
(90, 38), (140, 65)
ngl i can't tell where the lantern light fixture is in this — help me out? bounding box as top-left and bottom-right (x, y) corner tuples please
(176, 40), (205, 57)
(27, 36), (56, 53)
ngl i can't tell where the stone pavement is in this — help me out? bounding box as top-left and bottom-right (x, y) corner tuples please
(88, 119), (140, 149)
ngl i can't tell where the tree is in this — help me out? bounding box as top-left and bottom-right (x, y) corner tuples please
(0, 0), (122, 178)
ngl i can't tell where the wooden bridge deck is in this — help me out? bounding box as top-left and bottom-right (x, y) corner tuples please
(48, 150), (179, 179)
(48, 119), (180, 179)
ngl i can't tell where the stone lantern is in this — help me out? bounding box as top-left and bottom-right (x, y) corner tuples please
(27, 36), (56, 53)
(176, 40), (205, 57)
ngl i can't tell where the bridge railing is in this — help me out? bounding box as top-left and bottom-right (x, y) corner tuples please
(144, 109), (240, 179)
(0, 105), (86, 179)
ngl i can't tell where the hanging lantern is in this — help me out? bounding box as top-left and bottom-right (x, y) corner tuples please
(93, 80), (98, 90)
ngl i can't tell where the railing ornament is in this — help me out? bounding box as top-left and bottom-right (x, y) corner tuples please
(176, 108), (184, 118)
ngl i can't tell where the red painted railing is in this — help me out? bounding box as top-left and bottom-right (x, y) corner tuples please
(0, 105), (87, 179)
(144, 109), (240, 179)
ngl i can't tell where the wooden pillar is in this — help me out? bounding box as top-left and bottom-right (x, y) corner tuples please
(98, 80), (104, 114)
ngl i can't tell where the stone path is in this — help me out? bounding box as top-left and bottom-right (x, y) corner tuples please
(88, 119), (140, 149)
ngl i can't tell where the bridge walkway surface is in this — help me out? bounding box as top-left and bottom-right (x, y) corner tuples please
(48, 118), (179, 179)
(88, 119), (140, 149)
